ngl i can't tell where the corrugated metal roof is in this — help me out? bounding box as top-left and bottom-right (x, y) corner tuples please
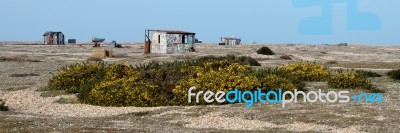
(43, 31), (63, 36)
(222, 37), (241, 40)
(149, 30), (195, 35)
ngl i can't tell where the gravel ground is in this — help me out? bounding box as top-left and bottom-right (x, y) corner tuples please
(0, 43), (400, 132)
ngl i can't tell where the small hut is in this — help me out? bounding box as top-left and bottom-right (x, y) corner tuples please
(43, 31), (65, 45)
(144, 30), (196, 54)
(220, 37), (241, 45)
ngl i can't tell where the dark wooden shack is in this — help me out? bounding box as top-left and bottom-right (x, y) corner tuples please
(43, 31), (65, 45)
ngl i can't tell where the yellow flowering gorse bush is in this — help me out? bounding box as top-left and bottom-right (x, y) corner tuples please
(47, 56), (375, 107)
(84, 77), (160, 107)
(259, 74), (296, 91)
(105, 62), (139, 81)
(328, 71), (372, 89)
(279, 62), (330, 81)
(48, 62), (106, 93)
(173, 61), (260, 104)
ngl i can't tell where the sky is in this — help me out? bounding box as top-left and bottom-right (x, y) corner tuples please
(0, 0), (399, 45)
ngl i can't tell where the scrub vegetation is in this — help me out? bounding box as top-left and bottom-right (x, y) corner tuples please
(46, 55), (376, 107)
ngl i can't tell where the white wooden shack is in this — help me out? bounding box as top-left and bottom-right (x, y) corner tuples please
(221, 37), (241, 45)
(145, 30), (196, 54)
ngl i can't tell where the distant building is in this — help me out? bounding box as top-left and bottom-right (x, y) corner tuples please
(338, 43), (348, 46)
(43, 31), (65, 45)
(220, 37), (241, 45)
(68, 39), (76, 44)
(195, 38), (202, 43)
(145, 30), (196, 54)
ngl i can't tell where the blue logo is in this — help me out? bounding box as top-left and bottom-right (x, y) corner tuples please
(293, 0), (381, 34)
(188, 87), (384, 109)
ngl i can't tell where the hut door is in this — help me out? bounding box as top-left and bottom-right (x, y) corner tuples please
(182, 35), (186, 44)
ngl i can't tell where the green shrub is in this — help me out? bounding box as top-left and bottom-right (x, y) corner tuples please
(137, 61), (195, 98)
(0, 99), (9, 111)
(279, 62), (330, 81)
(328, 70), (373, 89)
(105, 62), (138, 81)
(249, 68), (304, 90)
(48, 62), (107, 93)
(355, 70), (382, 78)
(82, 60), (261, 106)
(237, 56), (261, 66)
(256, 47), (274, 55)
(195, 55), (261, 66)
(135, 61), (186, 71)
(83, 77), (164, 107)
(258, 74), (296, 91)
(173, 61), (260, 105)
(369, 88), (385, 93)
(387, 69), (400, 80)
(47, 57), (377, 107)
(135, 55), (261, 71)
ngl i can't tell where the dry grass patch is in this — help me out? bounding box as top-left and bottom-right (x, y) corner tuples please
(90, 48), (107, 59)
(280, 55), (292, 60)
(255, 57), (271, 61)
(88, 48), (113, 61)
(113, 53), (129, 58)
(0, 56), (41, 62)
(40, 90), (69, 97)
(105, 49), (113, 57)
(55, 97), (79, 104)
(227, 51), (242, 56)
(87, 57), (103, 61)
(143, 54), (163, 58)
(3, 86), (29, 91)
(91, 48), (113, 57)
(174, 55), (194, 60)
(329, 62), (400, 69)
(325, 60), (338, 64)
(10, 73), (40, 77)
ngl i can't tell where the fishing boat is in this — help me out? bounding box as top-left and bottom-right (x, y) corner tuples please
(92, 37), (105, 42)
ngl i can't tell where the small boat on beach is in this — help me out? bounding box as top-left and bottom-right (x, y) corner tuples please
(92, 37), (105, 42)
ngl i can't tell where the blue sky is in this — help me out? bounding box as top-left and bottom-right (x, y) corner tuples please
(0, 0), (399, 45)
